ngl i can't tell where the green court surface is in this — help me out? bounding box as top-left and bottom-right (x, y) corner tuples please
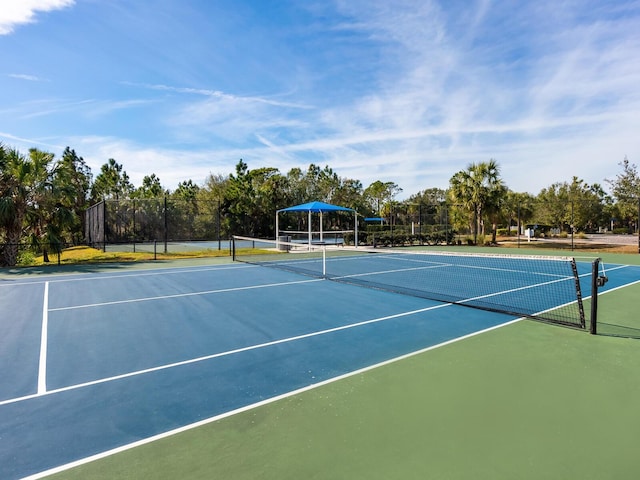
(43, 250), (640, 480)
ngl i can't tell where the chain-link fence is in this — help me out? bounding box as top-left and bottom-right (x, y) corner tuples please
(355, 200), (640, 252)
(0, 238), (232, 267)
(85, 198), (227, 253)
(2, 197), (638, 266)
(81, 197), (640, 253)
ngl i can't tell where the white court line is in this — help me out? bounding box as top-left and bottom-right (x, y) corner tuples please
(19, 263), (634, 403)
(48, 263), (252, 284)
(37, 282), (49, 395)
(0, 262), (253, 288)
(577, 264), (630, 296)
(0, 301), (454, 407)
(5, 263), (636, 404)
(594, 264), (630, 274)
(14, 264), (640, 479)
(49, 260), (601, 313)
(602, 277), (640, 292)
(49, 277), (323, 312)
(349, 252), (574, 278)
(20, 315), (524, 480)
(336, 265), (576, 294)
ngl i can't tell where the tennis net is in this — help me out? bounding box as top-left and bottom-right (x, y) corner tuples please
(232, 235), (588, 328)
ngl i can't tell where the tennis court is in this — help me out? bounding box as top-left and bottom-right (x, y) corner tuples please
(1, 247), (640, 479)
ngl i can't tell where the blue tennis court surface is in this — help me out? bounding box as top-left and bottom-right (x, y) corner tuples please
(1, 256), (639, 479)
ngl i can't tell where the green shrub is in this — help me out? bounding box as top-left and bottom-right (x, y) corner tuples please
(363, 229), (456, 247)
(17, 251), (37, 266)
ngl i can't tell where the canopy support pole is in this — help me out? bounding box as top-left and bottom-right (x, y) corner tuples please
(354, 212), (358, 247)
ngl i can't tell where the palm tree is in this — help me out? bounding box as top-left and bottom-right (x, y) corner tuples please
(1, 145), (90, 265)
(449, 160), (505, 244)
(0, 146), (55, 266)
(485, 179), (507, 243)
(503, 190), (536, 238)
(31, 149), (84, 261)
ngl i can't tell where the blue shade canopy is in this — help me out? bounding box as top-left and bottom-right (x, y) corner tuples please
(278, 201), (353, 213)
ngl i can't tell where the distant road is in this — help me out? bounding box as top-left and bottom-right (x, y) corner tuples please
(531, 234), (639, 246)
(584, 234), (638, 245)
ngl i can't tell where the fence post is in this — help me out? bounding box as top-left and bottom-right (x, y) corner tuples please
(570, 201), (574, 251)
(133, 199), (136, 253)
(217, 199), (221, 250)
(164, 195), (168, 254)
(102, 200), (107, 252)
(517, 203), (521, 248)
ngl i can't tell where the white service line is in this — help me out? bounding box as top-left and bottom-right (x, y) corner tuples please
(19, 314), (523, 480)
(49, 277), (323, 312)
(0, 300), (454, 407)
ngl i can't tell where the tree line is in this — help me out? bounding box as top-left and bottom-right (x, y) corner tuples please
(1, 142), (639, 266)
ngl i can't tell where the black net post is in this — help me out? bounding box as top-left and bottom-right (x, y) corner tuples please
(590, 258), (608, 335)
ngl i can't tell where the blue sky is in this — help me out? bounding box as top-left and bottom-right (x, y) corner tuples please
(1, 0), (638, 198)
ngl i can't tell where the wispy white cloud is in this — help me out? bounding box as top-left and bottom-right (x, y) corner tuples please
(72, 136), (234, 188)
(0, 0), (75, 35)
(6, 73), (48, 82)
(161, 91), (313, 148)
(123, 82), (313, 110)
(1, 0), (638, 197)
(3, 98), (92, 120)
(0, 131), (64, 150)
(8, 97), (156, 121)
(262, 0), (640, 193)
(83, 99), (159, 118)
